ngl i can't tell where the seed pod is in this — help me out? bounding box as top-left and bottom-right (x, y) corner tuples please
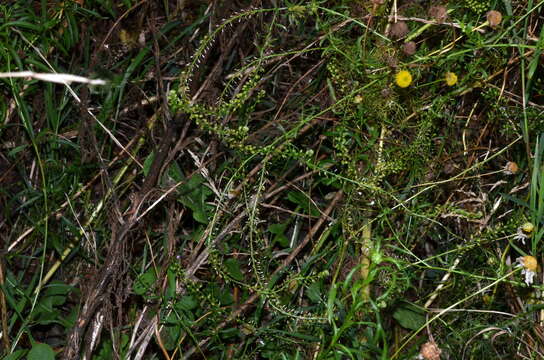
(486, 10), (502, 29)
(420, 341), (442, 360)
(390, 21), (409, 39)
(522, 222), (535, 235)
(429, 5), (448, 23)
(504, 161), (518, 174)
(402, 41), (417, 56)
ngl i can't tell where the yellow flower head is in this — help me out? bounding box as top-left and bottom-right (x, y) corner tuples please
(445, 72), (458, 86)
(520, 256), (538, 272)
(395, 70), (412, 88)
(517, 256), (538, 285)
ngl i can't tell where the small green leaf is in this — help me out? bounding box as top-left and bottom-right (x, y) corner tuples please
(211, 283), (233, 305)
(28, 343), (55, 360)
(267, 223), (289, 247)
(327, 283), (337, 323)
(287, 191), (320, 216)
(527, 25), (544, 82)
(8, 144), (28, 157)
(225, 258), (244, 281)
(165, 161), (184, 183)
(133, 269), (157, 296)
(35, 306), (61, 325)
(165, 267), (176, 301)
(162, 313), (181, 350)
(306, 281), (322, 303)
(143, 151), (155, 176)
(43, 281), (72, 305)
(177, 174), (213, 224)
(175, 295), (198, 312)
(392, 302), (426, 330)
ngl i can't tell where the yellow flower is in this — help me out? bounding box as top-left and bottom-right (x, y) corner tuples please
(520, 256), (538, 271)
(395, 70), (412, 88)
(445, 72), (458, 86)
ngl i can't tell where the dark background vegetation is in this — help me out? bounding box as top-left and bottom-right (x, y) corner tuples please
(1, 0), (544, 359)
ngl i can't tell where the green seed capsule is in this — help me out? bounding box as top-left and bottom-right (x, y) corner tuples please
(522, 222), (535, 234)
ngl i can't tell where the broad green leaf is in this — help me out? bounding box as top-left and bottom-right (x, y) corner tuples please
(35, 305), (61, 325)
(133, 269), (157, 296)
(211, 283), (233, 305)
(43, 281), (73, 305)
(267, 223), (289, 247)
(162, 313), (181, 350)
(28, 343), (55, 360)
(225, 258), (244, 281)
(392, 302), (426, 330)
(165, 161), (184, 183)
(177, 174), (213, 224)
(175, 295), (198, 312)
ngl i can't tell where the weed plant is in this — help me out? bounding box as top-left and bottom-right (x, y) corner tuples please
(2, 0), (544, 359)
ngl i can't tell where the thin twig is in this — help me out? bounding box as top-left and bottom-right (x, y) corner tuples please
(0, 71), (106, 85)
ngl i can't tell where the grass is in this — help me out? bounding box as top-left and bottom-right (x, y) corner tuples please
(2, 0), (544, 359)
